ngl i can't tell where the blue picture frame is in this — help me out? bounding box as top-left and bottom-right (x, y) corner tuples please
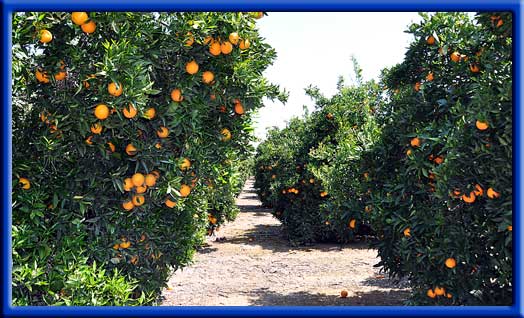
(1, 0), (522, 317)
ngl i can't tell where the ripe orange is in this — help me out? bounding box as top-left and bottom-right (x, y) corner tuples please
(145, 174), (156, 187)
(462, 191), (476, 203)
(125, 143), (137, 156)
(414, 82), (421, 92)
(185, 60), (199, 74)
(180, 184), (191, 197)
(135, 185), (147, 194)
(496, 19), (504, 27)
(349, 219), (356, 229)
(426, 72), (434, 81)
(19, 177), (31, 190)
(132, 195), (145, 206)
(476, 120), (489, 130)
(433, 156), (444, 165)
(170, 88), (183, 102)
(54, 71), (67, 81)
(36, 69), (50, 83)
(165, 198), (177, 208)
(122, 103), (137, 118)
(234, 102), (245, 115)
(507, 225), (512, 231)
(202, 71), (214, 84)
(221, 128), (232, 141)
(450, 51), (461, 62)
(122, 200), (134, 211)
(219, 105), (227, 113)
(487, 187), (500, 199)
(85, 135), (93, 145)
(426, 35), (435, 45)
(157, 126), (169, 138)
(123, 178), (133, 191)
(120, 241), (131, 249)
(427, 289), (436, 299)
(446, 293), (453, 299)
(406, 149), (412, 156)
(94, 104), (110, 120)
(39, 30), (53, 44)
(132, 173), (145, 187)
(410, 137), (421, 147)
(445, 257), (456, 269)
(144, 107), (156, 119)
(130, 255), (139, 265)
(81, 20), (96, 34)
(340, 290), (348, 298)
(229, 32), (239, 45)
(469, 64), (480, 73)
(473, 184), (484, 196)
(108, 82), (123, 97)
(155, 142), (162, 149)
(403, 227), (411, 237)
(320, 191), (328, 197)
(180, 158), (191, 171)
(434, 287), (445, 296)
(221, 41), (233, 54)
(209, 41), (221, 56)
(239, 39), (250, 50)
(71, 12), (89, 25)
(90, 123), (103, 134)
(309, 178), (315, 184)
(107, 142), (116, 152)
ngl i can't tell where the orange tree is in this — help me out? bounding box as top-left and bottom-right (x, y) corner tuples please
(367, 12), (512, 305)
(12, 11), (285, 305)
(254, 67), (381, 244)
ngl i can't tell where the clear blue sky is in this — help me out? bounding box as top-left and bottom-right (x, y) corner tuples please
(253, 12), (422, 141)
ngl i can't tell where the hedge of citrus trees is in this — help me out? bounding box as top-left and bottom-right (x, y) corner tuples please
(254, 12), (512, 305)
(12, 11), (285, 305)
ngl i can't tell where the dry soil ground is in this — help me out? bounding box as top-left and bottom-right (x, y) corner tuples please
(161, 179), (410, 306)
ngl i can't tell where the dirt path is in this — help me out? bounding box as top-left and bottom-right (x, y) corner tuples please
(161, 178), (410, 306)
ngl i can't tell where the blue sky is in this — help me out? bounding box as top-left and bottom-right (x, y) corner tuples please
(253, 12), (422, 141)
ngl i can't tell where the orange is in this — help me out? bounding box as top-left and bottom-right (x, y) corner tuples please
(219, 105), (227, 113)
(239, 39), (250, 50)
(130, 255), (139, 265)
(39, 30), (53, 44)
(94, 104), (110, 120)
(132, 195), (145, 206)
(209, 41), (221, 56)
(36, 69), (50, 83)
(135, 185), (147, 194)
(185, 32), (194, 46)
(90, 123), (103, 134)
(427, 289), (436, 299)
(403, 227), (411, 237)
(450, 51), (461, 62)
(320, 191), (328, 197)
(123, 178), (134, 191)
(434, 287), (445, 296)
(108, 82), (123, 97)
(349, 219), (356, 229)
(426, 72), (434, 81)
(132, 173), (145, 187)
(446, 293), (453, 299)
(445, 257), (456, 269)
(410, 137), (420, 147)
(473, 184), (484, 196)
(180, 158), (191, 171)
(202, 71), (214, 84)
(112, 244), (119, 250)
(125, 143), (137, 156)
(365, 205), (372, 213)
(155, 142), (162, 149)
(170, 88), (183, 102)
(221, 128), (232, 141)
(122, 200), (134, 211)
(507, 225), (512, 231)
(107, 142), (116, 152)
(81, 20), (96, 34)
(234, 102), (245, 115)
(220, 41), (233, 54)
(19, 177), (31, 190)
(309, 178), (315, 184)
(210, 93), (216, 101)
(487, 187), (500, 199)
(426, 35), (435, 45)
(180, 184), (191, 197)
(462, 191), (476, 203)
(71, 12), (89, 25)
(123, 103), (137, 118)
(406, 149), (412, 156)
(85, 135), (93, 145)
(340, 290), (348, 298)
(185, 60), (199, 75)
(120, 241), (131, 249)
(157, 126), (169, 138)
(144, 107), (156, 119)
(433, 156), (444, 165)
(476, 120), (489, 130)
(54, 71), (67, 81)
(229, 32), (239, 45)
(469, 64), (480, 73)
(414, 82), (421, 92)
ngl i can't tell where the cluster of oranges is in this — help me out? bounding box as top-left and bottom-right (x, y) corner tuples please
(121, 172), (160, 211)
(453, 183), (500, 204)
(71, 12), (96, 34)
(206, 32), (251, 57)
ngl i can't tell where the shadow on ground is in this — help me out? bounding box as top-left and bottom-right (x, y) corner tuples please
(248, 288), (410, 306)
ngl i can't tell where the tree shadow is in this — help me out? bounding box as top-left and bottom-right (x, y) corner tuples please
(248, 288), (410, 306)
(360, 274), (411, 289)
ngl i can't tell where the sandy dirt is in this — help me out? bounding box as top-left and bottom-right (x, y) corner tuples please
(161, 179), (410, 306)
